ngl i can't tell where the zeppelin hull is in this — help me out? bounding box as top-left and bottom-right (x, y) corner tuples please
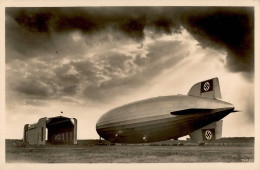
(97, 109), (232, 143)
(96, 95), (234, 143)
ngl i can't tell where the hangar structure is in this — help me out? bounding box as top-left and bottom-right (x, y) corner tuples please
(23, 116), (77, 145)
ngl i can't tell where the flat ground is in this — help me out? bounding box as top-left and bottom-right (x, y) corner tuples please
(6, 144), (254, 163)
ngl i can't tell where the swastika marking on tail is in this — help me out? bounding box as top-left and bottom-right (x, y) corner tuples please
(203, 82), (210, 91)
(205, 130), (212, 140)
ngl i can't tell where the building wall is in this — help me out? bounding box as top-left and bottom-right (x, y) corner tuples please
(24, 118), (46, 145)
(23, 124), (29, 142)
(73, 118), (77, 145)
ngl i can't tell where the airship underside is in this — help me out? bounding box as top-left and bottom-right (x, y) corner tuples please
(96, 78), (235, 143)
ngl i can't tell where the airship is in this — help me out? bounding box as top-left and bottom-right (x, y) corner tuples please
(96, 78), (235, 143)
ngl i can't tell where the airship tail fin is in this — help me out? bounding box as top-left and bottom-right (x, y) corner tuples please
(188, 77), (222, 99)
(189, 120), (223, 143)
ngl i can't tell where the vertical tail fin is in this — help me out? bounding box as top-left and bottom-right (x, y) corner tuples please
(188, 77), (222, 99)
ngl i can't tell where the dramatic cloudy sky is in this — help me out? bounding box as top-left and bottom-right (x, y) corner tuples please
(5, 7), (254, 139)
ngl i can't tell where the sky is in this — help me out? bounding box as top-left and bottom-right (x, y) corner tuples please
(5, 7), (254, 139)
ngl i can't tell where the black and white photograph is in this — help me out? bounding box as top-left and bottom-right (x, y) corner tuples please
(1, 1), (259, 170)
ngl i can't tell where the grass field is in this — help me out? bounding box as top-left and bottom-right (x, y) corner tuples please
(6, 144), (254, 163)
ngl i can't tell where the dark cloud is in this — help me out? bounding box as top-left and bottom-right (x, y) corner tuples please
(5, 15), (54, 61)
(6, 7), (254, 74)
(16, 80), (51, 97)
(11, 73), (57, 99)
(5, 7), (254, 105)
(180, 7), (254, 75)
(54, 64), (81, 95)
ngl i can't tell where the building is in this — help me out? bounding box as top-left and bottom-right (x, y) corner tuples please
(23, 116), (77, 145)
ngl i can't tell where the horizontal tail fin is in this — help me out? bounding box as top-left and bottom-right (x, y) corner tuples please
(188, 77), (222, 99)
